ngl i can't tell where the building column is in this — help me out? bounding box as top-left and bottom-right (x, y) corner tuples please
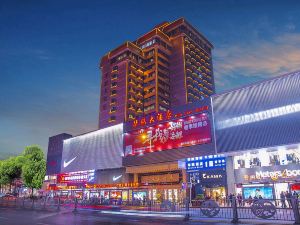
(134, 173), (139, 183)
(226, 156), (235, 195)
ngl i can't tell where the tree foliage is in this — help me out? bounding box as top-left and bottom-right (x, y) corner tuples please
(21, 145), (46, 192)
(0, 145), (46, 195)
(0, 156), (24, 187)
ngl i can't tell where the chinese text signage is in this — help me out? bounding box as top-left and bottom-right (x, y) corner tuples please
(125, 113), (211, 156)
(141, 173), (180, 184)
(130, 106), (209, 130)
(57, 170), (95, 184)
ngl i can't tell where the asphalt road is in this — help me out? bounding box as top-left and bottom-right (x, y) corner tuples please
(0, 207), (293, 225)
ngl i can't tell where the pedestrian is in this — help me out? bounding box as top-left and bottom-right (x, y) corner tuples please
(280, 191), (286, 208)
(237, 193), (243, 206)
(293, 191), (299, 199)
(228, 193), (233, 206)
(286, 191), (292, 208)
(248, 195), (253, 206)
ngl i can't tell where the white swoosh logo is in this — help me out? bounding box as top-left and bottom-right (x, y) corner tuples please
(112, 175), (122, 181)
(63, 157), (77, 168)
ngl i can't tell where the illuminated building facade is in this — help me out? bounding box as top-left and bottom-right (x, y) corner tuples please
(99, 18), (214, 129)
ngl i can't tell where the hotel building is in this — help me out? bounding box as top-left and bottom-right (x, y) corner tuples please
(99, 18), (214, 129)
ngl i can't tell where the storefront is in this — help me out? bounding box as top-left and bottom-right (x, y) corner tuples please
(47, 168), (140, 201)
(234, 147), (300, 199)
(126, 162), (186, 202)
(122, 101), (215, 203)
(186, 155), (227, 202)
(85, 182), (141, 202)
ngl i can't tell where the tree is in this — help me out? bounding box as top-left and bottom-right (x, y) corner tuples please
(0, 156), (24, 193)
(0, 160), (10, 192)
(21, 145), (46, 197)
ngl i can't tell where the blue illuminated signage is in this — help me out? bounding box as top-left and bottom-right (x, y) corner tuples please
(186, 154), (226, 172)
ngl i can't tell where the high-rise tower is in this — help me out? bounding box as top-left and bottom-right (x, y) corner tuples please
(99, 18), (214, 129)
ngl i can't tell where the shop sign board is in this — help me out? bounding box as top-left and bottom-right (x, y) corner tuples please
(141, 173), (180, 184)
(85, 182), (139, 189)
(129, 106), (209, 130)
(124, 113), (211, 156)
(194, 168), (227, 187)
(235, 164), (300, 183)
(186, 154), (226, 172)
(94, 168), (131, 184)
(57, 170), (95, 185)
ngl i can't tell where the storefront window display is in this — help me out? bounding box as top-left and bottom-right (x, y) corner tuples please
(241, 184), (274, 199)
(186, 155), (227, 202)
(148, 188), (179, 202)
(132, 191), (147, 200)
(291, 183), (300, 195)
(110, 191), (122, 199)
(234, 147), (300, 169)
(234, 150), (300, 200)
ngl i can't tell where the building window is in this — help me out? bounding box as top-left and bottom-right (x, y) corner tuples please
(112, 65), (118, 71)
(111, 90), (117, 96)
(159, 105), (167, 112)
(109, 116), (116, 122)
(141, 39), (156, 49)
(128, 114), (135, 120)
(111, 98), (116, 104)
(110, 106), (117, 113)
(144, 104), (155, 112)
(112, 74), (118, 79)
(111, 82), (117, 88)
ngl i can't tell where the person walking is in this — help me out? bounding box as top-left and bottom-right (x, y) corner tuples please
(286, 191), (292, 208)
(228, 193), (233, 206)
(280, 191), (286, 208)
(247, 195), (253, 206)
(293, 191), (299, 199)
(237, 193), (243, 206)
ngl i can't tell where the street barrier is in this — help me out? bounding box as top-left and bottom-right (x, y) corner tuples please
(0, 196), (299, 223)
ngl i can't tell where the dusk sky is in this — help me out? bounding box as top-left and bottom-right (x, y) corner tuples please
(1, 0), (300, 159)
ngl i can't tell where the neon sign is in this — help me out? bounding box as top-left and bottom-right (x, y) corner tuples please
(217, 103), (300, 129)
(130, 106), (209, 129)
(125, 113), (211, 156)
(255, 169), (300, 181)
(57, 170), (95, 184)
(186, 154), (226, 172)
(85, 182), (139, 189)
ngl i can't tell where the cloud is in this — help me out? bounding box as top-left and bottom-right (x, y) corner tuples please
(0, 78), (99, 158)
(214, 33), (300, 87)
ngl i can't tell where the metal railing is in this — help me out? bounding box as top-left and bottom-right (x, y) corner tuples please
(1, 196), (300, 223)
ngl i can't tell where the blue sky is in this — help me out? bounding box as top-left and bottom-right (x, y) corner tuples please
(0, 0), (300, 159)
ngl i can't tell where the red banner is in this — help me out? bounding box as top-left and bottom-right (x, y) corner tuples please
(124, 113), (211, 156)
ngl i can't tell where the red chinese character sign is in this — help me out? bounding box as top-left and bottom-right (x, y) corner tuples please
(124, 113), (211, 156)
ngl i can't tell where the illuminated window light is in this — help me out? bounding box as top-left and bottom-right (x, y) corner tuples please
(217, 103), (300, 129)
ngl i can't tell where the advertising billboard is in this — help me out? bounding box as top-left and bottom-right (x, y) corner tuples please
(61, 124), (123, 173)
(213, 71), (300, 153)
(243, 186), (274, 199)
(57, 170), (95, 185)
(94, 168), (132, 185)
(124, 113), (211, 156)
